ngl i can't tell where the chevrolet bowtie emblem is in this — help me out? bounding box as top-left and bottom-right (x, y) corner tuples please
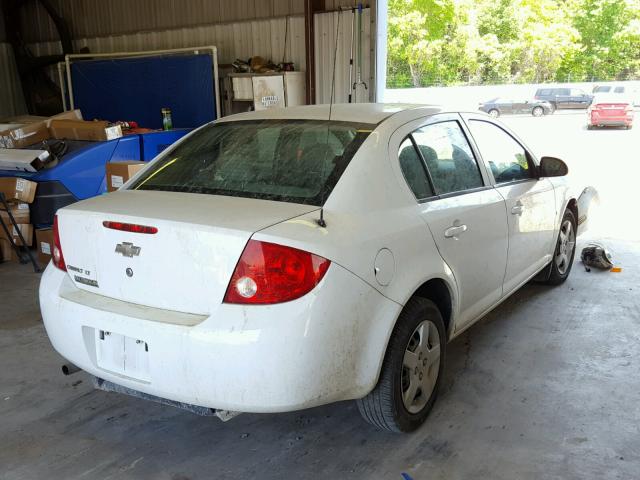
(115, 242), (141, 257)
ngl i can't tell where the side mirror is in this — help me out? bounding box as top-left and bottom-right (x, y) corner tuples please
(539, 156), (568, 177)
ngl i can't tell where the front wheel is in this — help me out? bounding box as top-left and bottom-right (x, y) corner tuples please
(532, 106), (544, 117)
(544, 209), (577, 285)
(357, 297), (446, 432)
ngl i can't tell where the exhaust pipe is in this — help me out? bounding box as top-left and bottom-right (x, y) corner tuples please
(61, 363), (81, 375)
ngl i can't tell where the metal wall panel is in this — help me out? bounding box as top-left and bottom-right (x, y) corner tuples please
(0, 44), (27, 118)
(27, 16), (307, 72)
(19, 0), (306, 43)
(314, 8), (372, 104)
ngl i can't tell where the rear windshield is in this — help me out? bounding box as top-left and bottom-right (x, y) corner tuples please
(130, 119), (372, 205)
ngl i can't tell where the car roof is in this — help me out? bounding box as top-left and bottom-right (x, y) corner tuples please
(218, 103), (442, 125)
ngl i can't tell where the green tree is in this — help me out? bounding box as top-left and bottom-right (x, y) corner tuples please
(386, 0), (640, 88)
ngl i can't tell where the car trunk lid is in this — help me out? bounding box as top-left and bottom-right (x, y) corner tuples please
(57, 190), (318, 314)
(595, 103), (629, 116)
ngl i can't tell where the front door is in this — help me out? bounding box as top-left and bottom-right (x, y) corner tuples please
(392, 115), (509, 331)
(465, 117), (557, 294)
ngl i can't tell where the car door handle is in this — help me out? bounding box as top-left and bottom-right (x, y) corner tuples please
(511, 204), (525, 215)
(444, 224), (468, 238)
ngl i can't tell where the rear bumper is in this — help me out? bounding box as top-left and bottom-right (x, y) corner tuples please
(40, 263), (400, 413)
(589, 113), (633, 126)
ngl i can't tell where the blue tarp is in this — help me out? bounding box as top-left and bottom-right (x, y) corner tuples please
(71, 53), (216, 129)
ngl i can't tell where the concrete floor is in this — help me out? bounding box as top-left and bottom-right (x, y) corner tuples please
(1, 113), (639, 479)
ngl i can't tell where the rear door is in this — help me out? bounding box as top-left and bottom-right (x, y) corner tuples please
(511, 100), (528, 114)
(555, 88), (571, 108)
(569, 89), (591, 109)
(463, 115), (557, 295)
(391, 114), (508, 331)
(497, 99), (514, 115)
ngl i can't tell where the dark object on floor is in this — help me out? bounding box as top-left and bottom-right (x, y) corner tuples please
(581, 243), (613, 271)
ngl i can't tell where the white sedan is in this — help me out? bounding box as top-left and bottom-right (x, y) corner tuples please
(40, 104), (578, 432)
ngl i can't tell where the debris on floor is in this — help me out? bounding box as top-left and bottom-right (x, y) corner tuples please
(581, 243), (614, 271)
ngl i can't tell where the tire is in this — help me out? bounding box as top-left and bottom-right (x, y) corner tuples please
(488, 109), (500, 118)
(357, 297), (446, 433)
(587, 124), (594, 130)
(532, 106), (544, 117)
(543, 209), (577, 285)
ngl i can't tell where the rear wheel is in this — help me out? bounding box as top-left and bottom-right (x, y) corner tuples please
(488, 109), (500, 118)
(357, 297), (446, 432)
(532, 106), (544, 117)
(544, 209), (577, 285)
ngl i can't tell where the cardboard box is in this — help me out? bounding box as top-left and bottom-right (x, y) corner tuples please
(0, 121), (50, 149)
(36, 228), (53, 264)
(0, 110), (83, 149)
(49, 119), (122, 142)
(0, 222), (33, 246)
(106, 161), (146, 192)
(0, 177), (38, 203)
(45, 109), (83, 127)
(0, 202), (30, 224)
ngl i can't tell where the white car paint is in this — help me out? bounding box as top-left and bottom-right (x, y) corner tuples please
(40, 104), (578, 414)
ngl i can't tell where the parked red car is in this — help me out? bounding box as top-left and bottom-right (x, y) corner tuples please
(587, 95), (634, 129)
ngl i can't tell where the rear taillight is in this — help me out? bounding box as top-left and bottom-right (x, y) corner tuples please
(223, 240), (330, 305)
(103, 221), (158, 234)
(52, 215), (66, 271)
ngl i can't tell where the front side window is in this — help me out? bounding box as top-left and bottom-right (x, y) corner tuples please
(468, 120), (532, 184)
(130, 120), (372, 206)
(411, 121), (484, 195)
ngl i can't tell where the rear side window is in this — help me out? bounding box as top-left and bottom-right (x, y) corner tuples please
(614, 86), (625, 93)
(411, 121), (484, 195)
(130, 120), (371, 206)
(468, 120), (532, 184)
(398, 138), (433, 199)
(538, 89), (551, 96)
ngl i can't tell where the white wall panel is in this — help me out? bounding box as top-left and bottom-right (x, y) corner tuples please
(0, 44), (27, 118)
(314, 8), (372, 104)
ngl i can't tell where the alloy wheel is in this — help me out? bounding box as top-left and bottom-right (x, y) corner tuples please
(401, 320), (441, 414)
(555, 219), (575, 275)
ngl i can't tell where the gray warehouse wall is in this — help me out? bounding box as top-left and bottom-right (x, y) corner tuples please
(18, 0), (307, 43)
(0, 44), (28, 118)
